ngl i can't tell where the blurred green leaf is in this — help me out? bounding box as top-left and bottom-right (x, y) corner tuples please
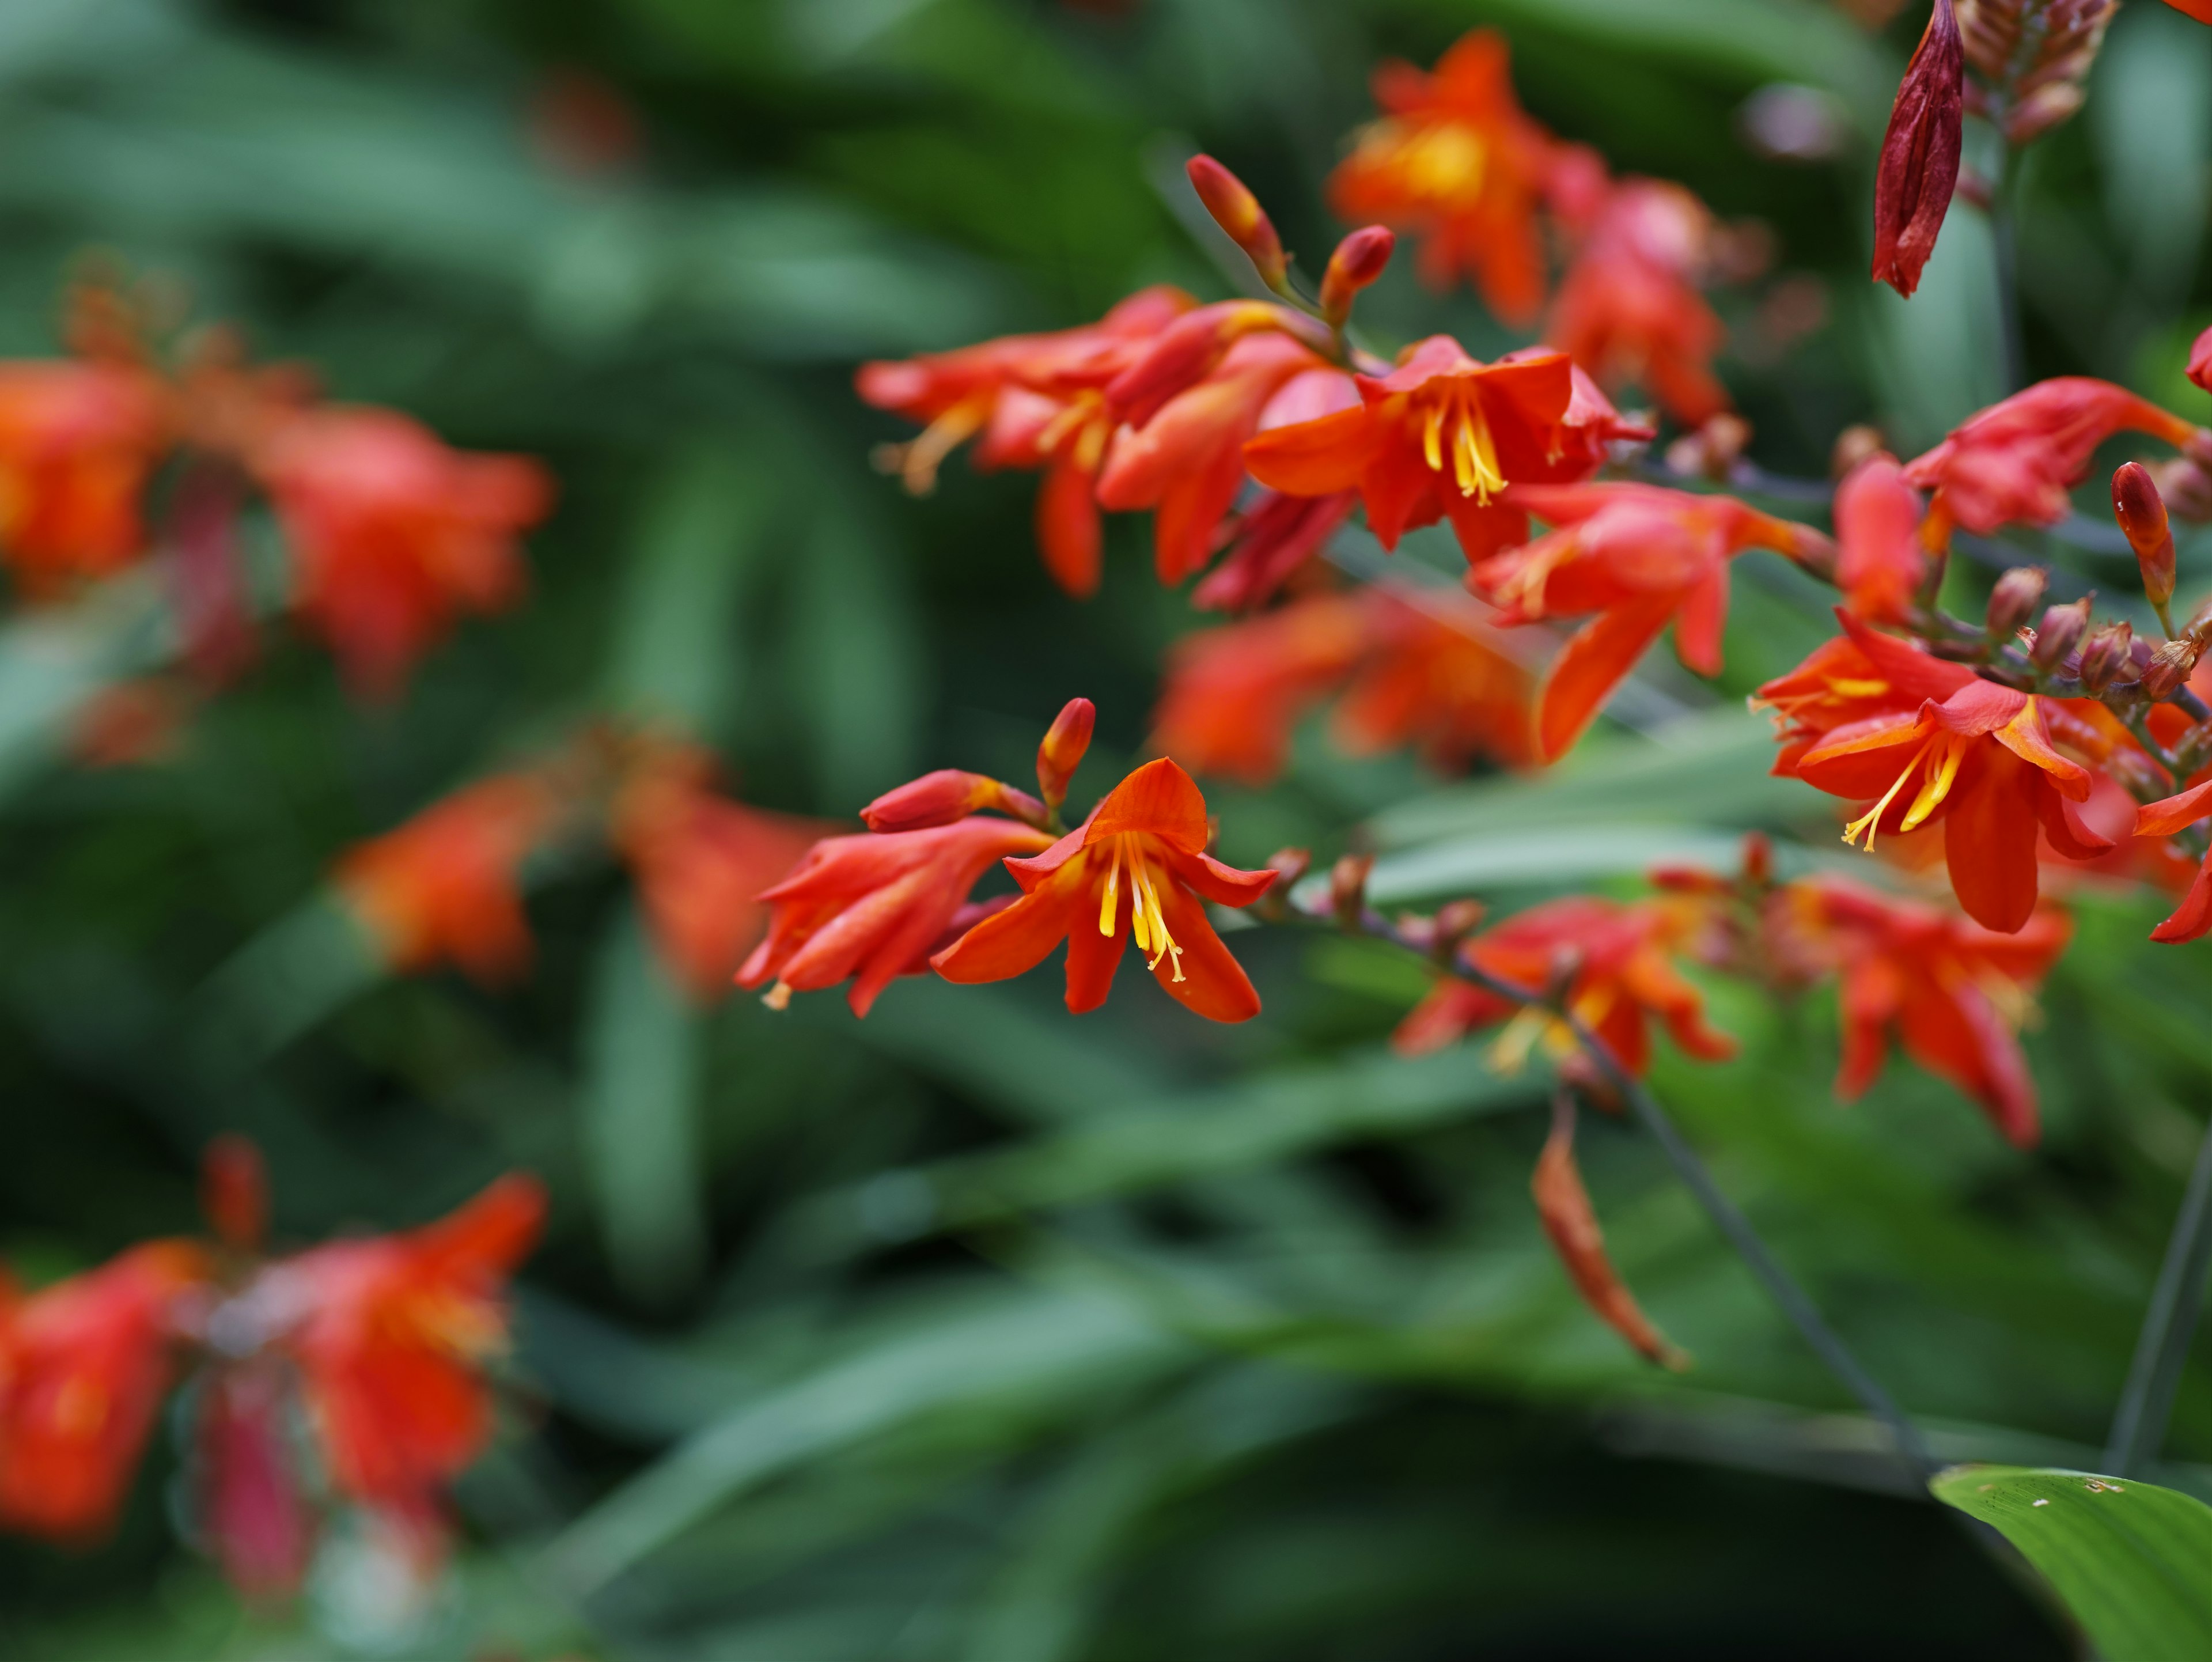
(1931, 1465), (2212, 1660)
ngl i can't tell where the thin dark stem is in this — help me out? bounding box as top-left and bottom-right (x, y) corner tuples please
(1321, 901), (1937, 1481)
(2105, 1108), (2212, 1477)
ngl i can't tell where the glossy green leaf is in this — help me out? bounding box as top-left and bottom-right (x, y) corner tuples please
(1930, 1466), (2212, 1660)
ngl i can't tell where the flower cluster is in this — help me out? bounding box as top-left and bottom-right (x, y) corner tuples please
(0, 1138), (541, 1602)
(0, 274), (553, 704)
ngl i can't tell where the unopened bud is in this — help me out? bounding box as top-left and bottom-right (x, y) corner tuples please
(1035, 697), (1094, 813)
(2029, 597), (2092, 671)
(1741, 830), (1774, 887)
(1664, 413), (1751, 482)
(2113, 461), (2177, 611)
(2078, 620), (2134, 694)
(1266, 846), (1312, 888)
(1830, 423), (1887, 480)
(201, 1134), (267, 1255)
(1329, 852), (1373, 931)
(1186, 154), (1287, 290)
(2191, 323), (2212, 396)
(2142, 637), (2202, 702)
(1541, 945), (1585, 1007)
(2105, 746), (2168, 800)
(2187, 595), (2212, 645)
(863, 768), (1046, 833)
(1318, 226), (1393, 324)
(1430, 897), (1486, 962)
(2153, 457), (2212, 525)
(1984, 566), (2047, 641)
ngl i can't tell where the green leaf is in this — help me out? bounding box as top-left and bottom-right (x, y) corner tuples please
(1930, 1464), (2212, 1660)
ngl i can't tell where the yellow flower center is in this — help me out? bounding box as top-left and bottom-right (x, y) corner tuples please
(1419, 387), (1505, 503)
(1842, 728), (1972, 850)
(1399, 122), (1487, 200)
(1100, 834), (1184, 982)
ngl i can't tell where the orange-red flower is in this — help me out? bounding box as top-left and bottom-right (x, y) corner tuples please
(1546, 179), (1729, 427)
(1190, 487), (1355, 612)
(1098, 334), (1348, 585)
(932, 758), (1277, 1021)
(1777, 877), (2069, 1146)
(857, 286), (1194, 596)
(1244, 339), (1650, 568)
(1758, 614), (2114, 932)
(1394, 895), (1737, 1077)
(268, 1175), (544, 1506)
(0, 360), (171, 596)
(255, 407), (554, 701)
(0, 1241), (211, 1537)
(1327, 29), (1558, 324)
(1470, 482), (1827, 762)
(611, 747), (830, 1001)
(2130, 774), (2212, 942)
(1333, 590), (1540, 772)
(1150, 593), (1370, 786)
(739, 816), (1054, 1016)
(336, 773), (564, 986)
(1903, 378), (2204, 538)
(1832, 452), (1929, 623)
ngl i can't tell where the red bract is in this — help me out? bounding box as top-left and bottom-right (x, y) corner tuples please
(0, 361), (171, 596)
(336, 773), (564, 986)
(270, 1175), (544, 1506)
(1327, 29), (1558, 323)
(1903, 377), (2203, 537)
(1471, 483), (1826, 762)
(1833, 453), (1929, 623)
(1099, 336), (1348, 584)
(1244, 339), (1649, 567)
(1546, 179), (1729, 427)
(0, 1241), (211, 1537)
(1778, 877), (2069, 1146)
(738, 816), (1054, 1016)
(857, 287), (1195, 597)
(255, 407), (554, 701)
(1870, 0), (1964, 297)
(1395, 896), (1736, 1077)
(1758, 615), (2114, 933)
(611, 748), (831, 1001)
(933, 758), (1277, 1021)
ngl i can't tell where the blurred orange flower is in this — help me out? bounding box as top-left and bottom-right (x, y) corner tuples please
(254, 407), (554, 701)
(1328, 29), (1558, 324)
(0, 361), (171, 596)
(0, 1241), (211, 1537)
(336, 773), (565, 985)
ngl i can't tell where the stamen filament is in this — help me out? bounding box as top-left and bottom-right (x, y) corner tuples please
(1842, 732), (1937, 851)
(1099, 838), (1123, 938)
(1900, 733), (1967, 831)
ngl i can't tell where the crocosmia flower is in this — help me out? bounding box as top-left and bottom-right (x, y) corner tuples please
(1244, 339), (1649, 567)
(933, 757), (1277, 1021)
(1546, 179), (1729, 427)
(1832, 453), (1929, 623)
(255, 407), (554, 701)
(1778, 877), (2067, 1146)
(1470, 483), (1828, 762)
(857, 286), (1194, 596)
(739, 817), (1055, 1016)
(0, 360), (171, 596)
(1394, 895), (1737, 1078)
(1903, 377), (2203, 539)
(1759, 614), (2114, 933)
(2131, 775), (2212, 943)
(268, 1175), (544, 1506)
(1327, 29), (1558, 323)
(336, 773), (563, 986)
(0, 1241), (211, 1536)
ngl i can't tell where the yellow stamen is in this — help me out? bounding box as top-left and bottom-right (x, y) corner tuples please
(1099, 839), (1123, 938)
(1488, 1004), (1556, 1074)
(1900, 733), (1968, 831)
(1423, 402), (1446, 472)
(1452, 407), (1505, 502)
(1828, 677), (1891, 699)
(876, 397), (990, 496)
(1842, 732), (1937, 851)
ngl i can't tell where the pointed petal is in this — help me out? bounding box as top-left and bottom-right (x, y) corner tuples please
(2035, 782), (2117, 860)
(2150, 853), (2212, 944)
(1148, 877), (1262, 1021)
(1163, 846), (1278, 907)
(1943, 751), (2041, 933)
(1672, 567), (1729, 679)
(931, 871), (1085, 983)
(1532, 1103), (1687, 1369)
(1063, 894), (1126, 1013)
(1088, 757), (1210, 852)
(1536, 597), (1676, 763)
(1036, 459), (1102, 599)
(2137, 776), (2212, 837)
(1241, 405), (1378, 497)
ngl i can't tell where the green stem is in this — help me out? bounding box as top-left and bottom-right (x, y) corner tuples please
(2104, 1107), (2212, 1477)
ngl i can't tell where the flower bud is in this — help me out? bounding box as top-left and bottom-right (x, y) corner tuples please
(863, 769), (1046, 833)
(2191, 322), (2212, 396)
(1430, 897), (1486, 962)
(1035, 696), (1094, 813)
(1186, 154), (1287, 290)
(1266, 846), (1312, 887)
(1330, 851), (1373, 931)
(1830, 423), (1887, 480)
(1318, 226), (1394, 324)
(2078, 620), (2134, 694)
(1985, 566), (2047, 640)
(2153, 457), (2212, 526)
(2113, 461), (2177, 611)
(202, 1134), (267, 1255)
(2142, 637), (2202, 702)
(1663, 413), (1751, 483)
(1741, 830), (1774, 887)
(1870, 0), (1963, 297)
(2029, 597), (2092, 671)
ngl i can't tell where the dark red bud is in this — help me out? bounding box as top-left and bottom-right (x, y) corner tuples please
(1186, 154), (1287, 289)
(1329, 853), (1373, 931)
(1430, 897), (1486, 961)
(1741, 830), (1774, 887)
(2078, 620), (2134, 693)
(1319, 226), (1394, 324)
(2114, 461), (2177, 609)
(1870, 0), (1964, 298)
(1985, 566), (2047, 640)
(2029, 597), (2092, 671)
(202, 1135), (268, 1255)
(1036, 697), (1095, 812)
(2142, 637), (2201, 702)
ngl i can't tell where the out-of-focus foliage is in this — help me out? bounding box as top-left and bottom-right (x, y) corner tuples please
(0, 0), (2206, 1657)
